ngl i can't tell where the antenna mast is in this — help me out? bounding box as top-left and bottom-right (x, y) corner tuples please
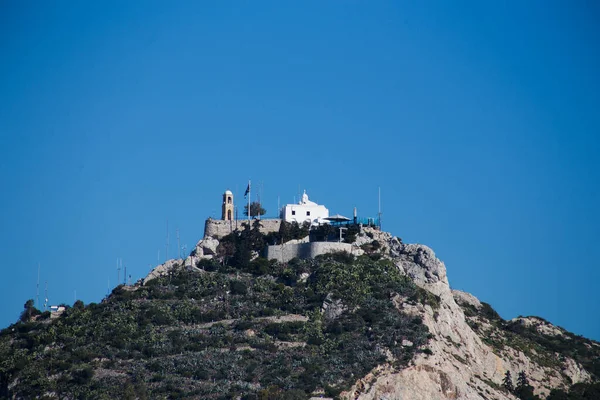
(248, 180), (251, 222)
(166, 220), (169, 261)
(177, 228), (180, 259)
(36, 263), (40, 308)
(124, 263), (127, 285)
(44, 281), (48, 311)
(378, 187), (382, 230)
(117, 258), (121, 285)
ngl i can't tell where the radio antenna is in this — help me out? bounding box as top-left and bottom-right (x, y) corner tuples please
(36, 263), (40, 308)
(177, 228), (180, 259)
(117, 258), (121, 285)
(378, 187), (382, 230)
(166, 220), (169, 261)
(44, 281), (48, 311)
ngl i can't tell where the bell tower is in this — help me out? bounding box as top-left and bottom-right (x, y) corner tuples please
(222, 190), (234, 221)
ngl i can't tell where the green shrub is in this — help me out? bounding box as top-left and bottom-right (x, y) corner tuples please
(196, 258), (219, 271)
(230, 280), (248, 295)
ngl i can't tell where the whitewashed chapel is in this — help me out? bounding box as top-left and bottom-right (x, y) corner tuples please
(279, 191), (329, 225)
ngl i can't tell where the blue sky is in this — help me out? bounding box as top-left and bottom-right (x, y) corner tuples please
(1, 2), (599, 340)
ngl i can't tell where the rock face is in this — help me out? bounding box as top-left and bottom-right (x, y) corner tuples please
(145, 236), (222, 284)
(197, 236), (219, 257)
(510, 316), (565, 338)
(322, 294), (346, 322)
(342, 234), (593, 400)
(144, 259), (184, 284)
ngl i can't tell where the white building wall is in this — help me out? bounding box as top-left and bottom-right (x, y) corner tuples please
(280, 191), (329, 225)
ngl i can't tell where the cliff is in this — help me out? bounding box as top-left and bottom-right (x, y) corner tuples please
(343, 228), (598, 399)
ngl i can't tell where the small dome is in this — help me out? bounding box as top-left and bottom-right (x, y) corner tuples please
(224, 190), (233, 195)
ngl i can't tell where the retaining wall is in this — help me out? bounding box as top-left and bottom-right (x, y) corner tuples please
(204, 218), (282, 239)
(266, 242), (354, 263)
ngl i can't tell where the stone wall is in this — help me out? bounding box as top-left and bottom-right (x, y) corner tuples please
(266, 241), (355, 263)
(204, 218), (282, 239)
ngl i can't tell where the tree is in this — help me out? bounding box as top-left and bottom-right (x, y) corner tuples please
(545, 389), (569, 400)
(73, 300), (85, 311)
(515, 384), (538, 400)
(244, 201), (266, 218)
(516, 371), (529, 388)
(503, 370), (514, 393)
(515, 371), (539, 400)
(547, 382), (600, 400)
(20, 299), (40, 322)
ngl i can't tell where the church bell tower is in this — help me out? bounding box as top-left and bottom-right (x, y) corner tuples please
(222, 190), (234, 221)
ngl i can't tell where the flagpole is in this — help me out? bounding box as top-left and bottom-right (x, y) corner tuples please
(248, 180), (251, 222)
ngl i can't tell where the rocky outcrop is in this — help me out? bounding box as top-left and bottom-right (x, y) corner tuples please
(510, 316), (566, 338)
(196, 236), (219, 257)
(322, 294), (346, 322)
(144, 236), (222, 284)
(348, 243), (511, 400)
(144, 259), (184, 284)
(452, 290), (482, 310)
(343, 236), (592, 400)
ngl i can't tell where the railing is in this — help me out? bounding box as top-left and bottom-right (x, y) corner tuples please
(328, 217), (380, 227)
(211, 215), (380, 227)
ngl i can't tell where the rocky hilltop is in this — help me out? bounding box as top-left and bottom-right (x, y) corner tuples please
(343, 229), (598, 399)
(1, 221), (598, 399)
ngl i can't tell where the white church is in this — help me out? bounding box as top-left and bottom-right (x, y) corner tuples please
(280, 191), (329, 225)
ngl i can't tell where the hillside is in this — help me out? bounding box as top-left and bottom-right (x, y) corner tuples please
(1, 222), (599, 399)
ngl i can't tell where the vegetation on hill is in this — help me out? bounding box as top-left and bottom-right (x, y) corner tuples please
(546, 382), (600, 399)
(3, 222), (598, 400)
(0, 225), (431, 399)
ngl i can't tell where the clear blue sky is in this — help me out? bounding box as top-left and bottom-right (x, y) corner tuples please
(1, 2), (599, 340)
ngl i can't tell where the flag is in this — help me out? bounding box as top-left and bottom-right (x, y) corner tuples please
(244, 182), (250, 198)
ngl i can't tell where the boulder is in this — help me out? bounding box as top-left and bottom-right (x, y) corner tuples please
(144, 259), (182, 284)
(200, 236), (219, 255)
(322, 294), (345, 322)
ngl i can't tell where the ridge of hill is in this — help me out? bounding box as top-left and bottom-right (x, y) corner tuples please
(1, 222), (598, 399)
